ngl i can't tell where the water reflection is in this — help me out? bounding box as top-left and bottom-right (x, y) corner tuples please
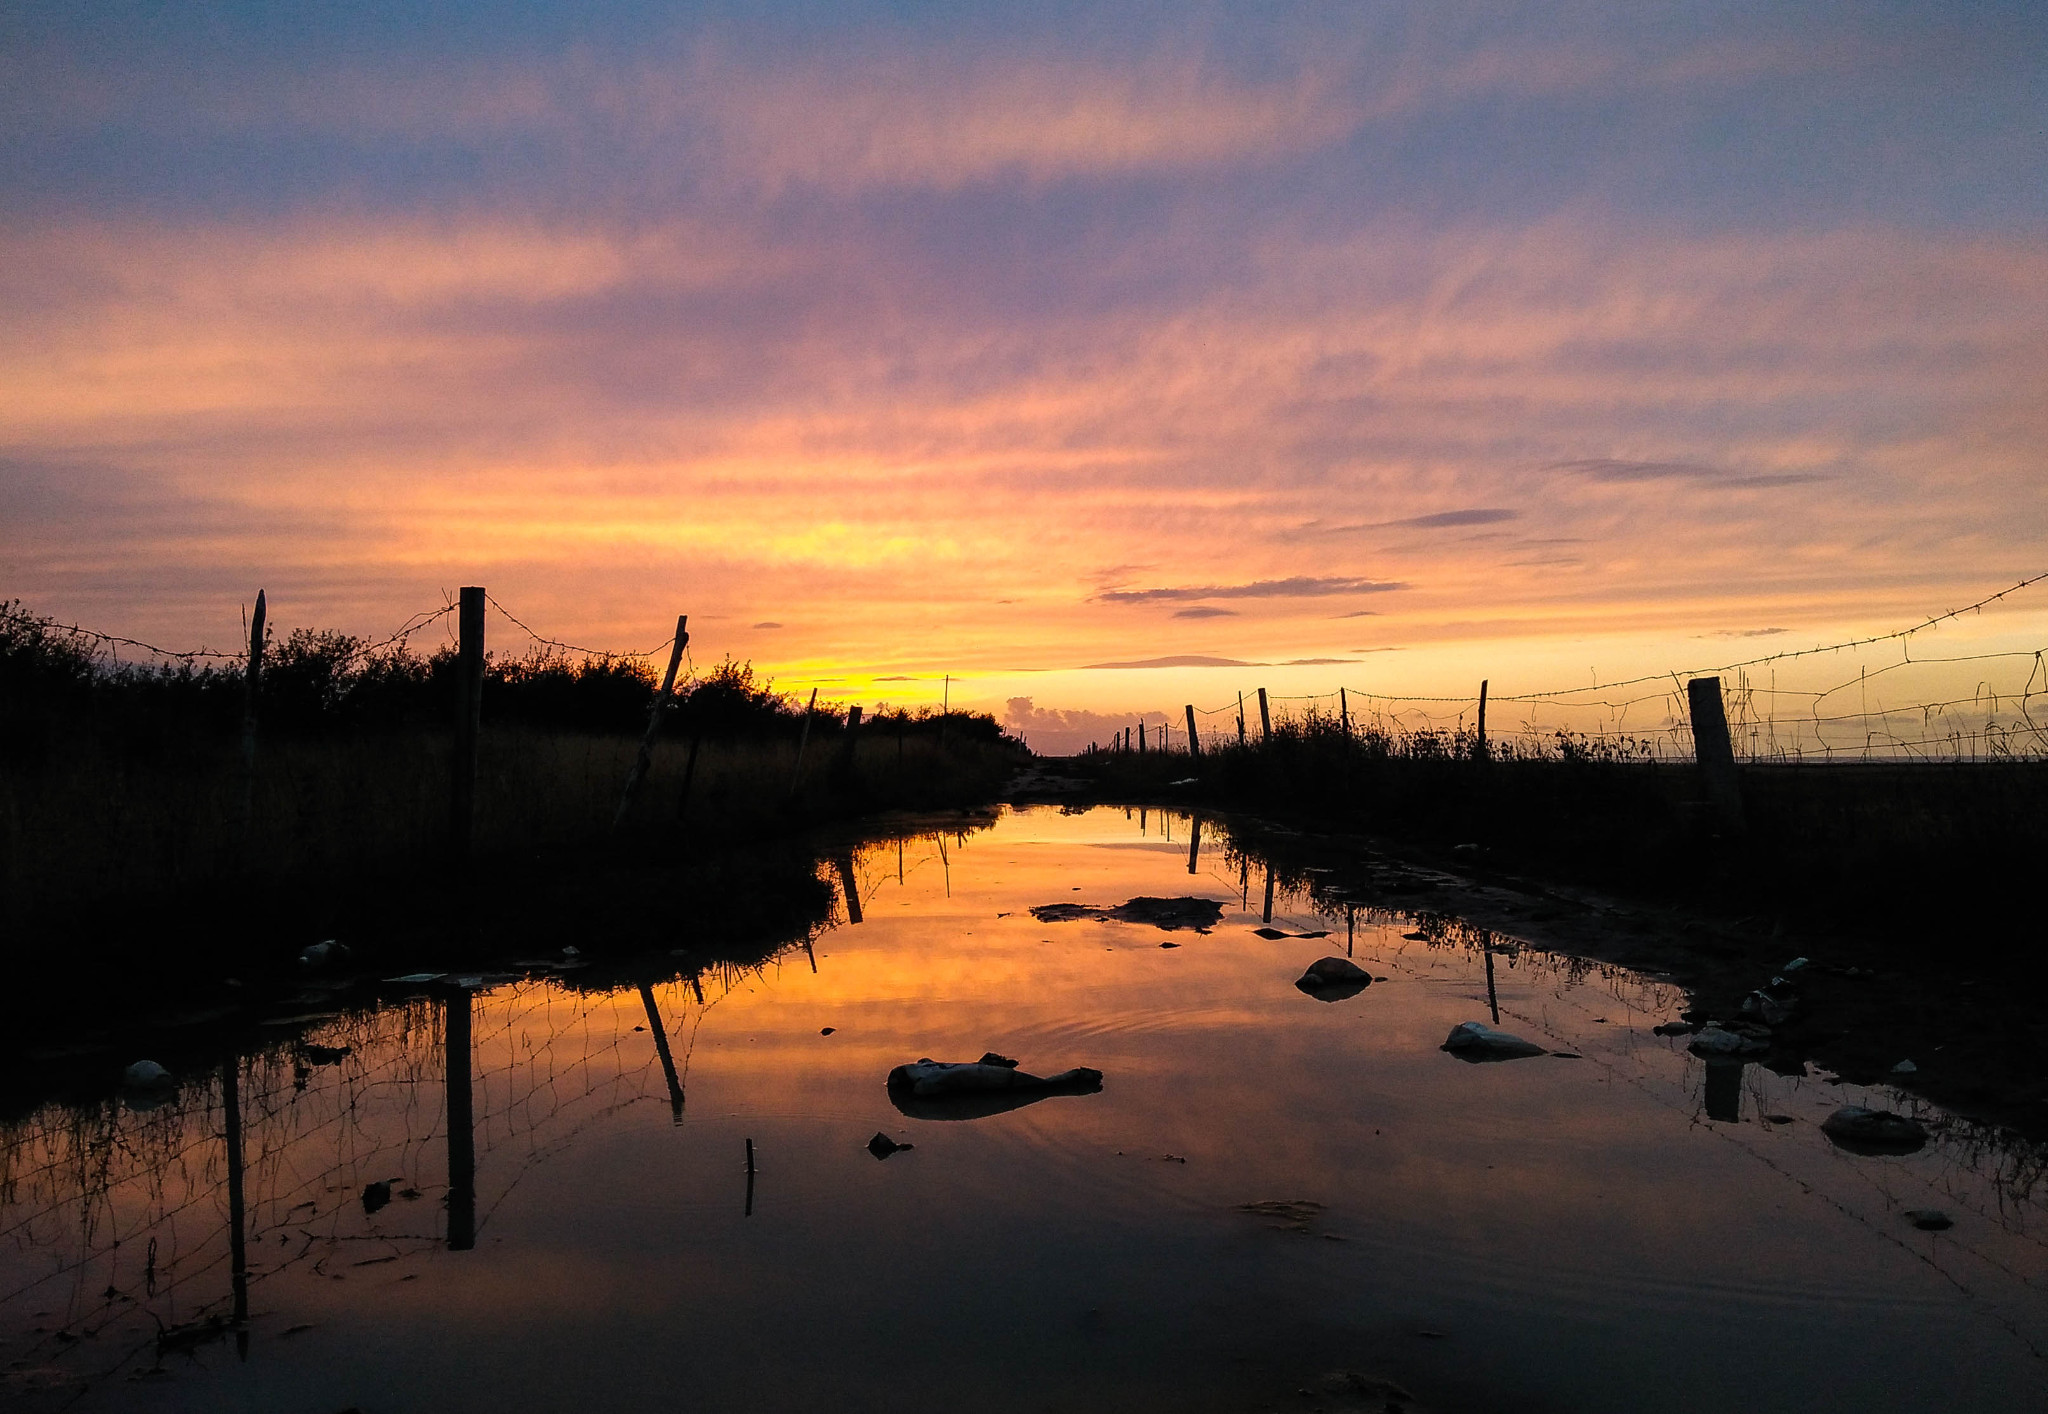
(1, 807), (2043, 1413)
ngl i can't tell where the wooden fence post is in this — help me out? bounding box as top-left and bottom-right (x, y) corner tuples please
(787, 687), (819, 800)
(1475, 679), (1489, 760)
(1257, 688), (1271, 742)
(1138, 721), (1146, 754)
(1185, 704), (1200, 759)
(613, 615), (688, 830)
(1237, 691), (1247, 745)
(1686, 676), (1745, 833)
(450, 587), (484, 862)
(1339, 686), (1349, 738)
(837, 705), (863, 784)
(239, 589), (266, 841)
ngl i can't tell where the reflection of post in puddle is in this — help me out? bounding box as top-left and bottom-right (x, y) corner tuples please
(1139, 808), (1147, 834)
(1187, 816), (1202, 874)
(639, 983), (686, 1122)
(1240, 857), (1249, 909)
(1346, 905), (1355, 957)
(836, 854), (863, 924)
(1703, 1061), (1745, 1124)
(221, 1054), (249, 1359)
(1262, 866), (1275, 924)
(744, 1138), (756, 1217)
(1484, 947), (1499, 1024)
(936, 833), (951, 897)
(445, 988), (476, 1251)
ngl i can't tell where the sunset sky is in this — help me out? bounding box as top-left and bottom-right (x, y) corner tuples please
(3, 4), (2044, 748)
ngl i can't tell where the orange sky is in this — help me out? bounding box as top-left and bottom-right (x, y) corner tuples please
(2, 6), (2044, 747)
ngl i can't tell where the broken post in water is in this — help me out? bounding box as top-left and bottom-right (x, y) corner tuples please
(1184, 704), (1200, 758)
(614, 614), (688, 829)
(1257, 687), (1271, 741)
(450, 587), (485, 863)
(1686, 676), (1745, 833)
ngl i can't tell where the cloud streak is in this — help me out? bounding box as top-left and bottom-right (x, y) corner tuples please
(1099, 578), (1409, 604)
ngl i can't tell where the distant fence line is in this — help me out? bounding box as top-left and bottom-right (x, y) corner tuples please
(1100, 571), (2048, 765)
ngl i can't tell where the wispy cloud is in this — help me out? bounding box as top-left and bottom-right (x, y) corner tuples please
(1099, 577), (1407, 604)
(1307, 508), (1520, 534)
(1171, 606), (1239, 619)
(1551, 459), (1827, 489)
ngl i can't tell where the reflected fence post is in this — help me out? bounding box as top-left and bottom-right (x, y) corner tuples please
(445, 986), (476, 1251)
(1484, 946), (1499, 1024)
(1703, 1061), (1744, 1123)
(836, 854), (863, 925)
(1187, 815), (1201, 875)
(1262, 866), (1275, 924)
(221, 1054), (249, 1358)
(639, 983), (686, 1123)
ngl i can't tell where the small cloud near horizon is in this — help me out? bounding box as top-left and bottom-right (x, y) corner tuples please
(1082, 654), (1259, 670)
(1334, 610), (1380, 619)
(1099, 577), (1406, 604)
(1703, 627), (1791, 638)
(753, 621), (783, 629)
(1172, 606), (1239, 619)
(1279, 657), (1356, 666)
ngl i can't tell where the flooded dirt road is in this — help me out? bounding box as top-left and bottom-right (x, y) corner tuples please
(3, 806), (2042, 1412)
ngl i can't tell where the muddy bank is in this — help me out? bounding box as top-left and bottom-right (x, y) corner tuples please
(1203, 811), (2048, 1142)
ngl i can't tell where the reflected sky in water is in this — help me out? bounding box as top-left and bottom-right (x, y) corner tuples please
(3, 807), (2042, 1412)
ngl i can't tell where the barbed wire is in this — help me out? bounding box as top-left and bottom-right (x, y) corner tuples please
(483, 594), (677, 662)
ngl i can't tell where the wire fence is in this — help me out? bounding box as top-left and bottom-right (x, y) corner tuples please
(1126, 572), (2048, 764)
(15, 572), (2048, 762)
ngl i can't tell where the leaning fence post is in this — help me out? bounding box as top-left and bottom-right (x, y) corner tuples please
(1185, 704), (1201, 759)
(787, 687), (819, 800)
(450, 587), (485, 862)
(1257, 688), (1271, 742)
(1236, 691), (1247, 745)
(1475, 679), (1489, 760)
(1686, 676), (1745, 833)
(239, 589), (266, 842)
(613, 615), (688, 830)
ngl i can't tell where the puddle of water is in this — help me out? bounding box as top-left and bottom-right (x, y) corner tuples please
(2, 806), (2042, 1412)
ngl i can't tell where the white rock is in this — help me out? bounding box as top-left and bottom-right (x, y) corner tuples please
(1688, 1025), (1767, 1057)
(1440, 1022), (1547, 1060)
(123, 1060), (174, 1090)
